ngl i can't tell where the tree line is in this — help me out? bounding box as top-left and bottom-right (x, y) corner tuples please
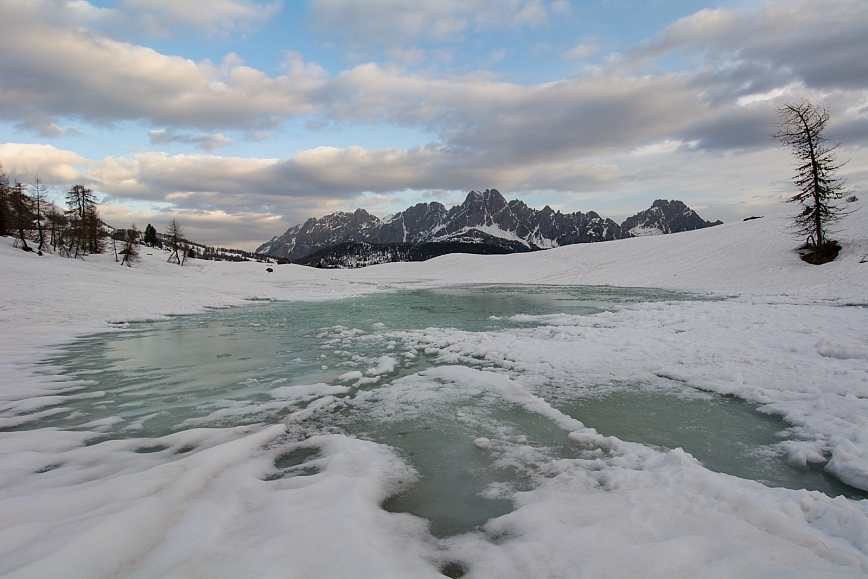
(0, 163), (192, 267)
(1, 164), (273, 267)
(0, 164), (106, 258)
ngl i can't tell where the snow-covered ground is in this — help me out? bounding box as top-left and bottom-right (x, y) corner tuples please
(2, 203), (868, 578)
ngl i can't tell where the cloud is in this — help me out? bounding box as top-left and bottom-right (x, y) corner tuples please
(562, 42), (596, 61)
(621, 0), (868, 91)
(0, 2), (326, 133)
(0, 143), (94, 184)
(149, 130), (233, 151)
(98, 203), (290, 252)
(115, 0), (282, 37)
(4, 0), (866, 162)
(8, 142), (616, 231)
(309, 0), (555, 55)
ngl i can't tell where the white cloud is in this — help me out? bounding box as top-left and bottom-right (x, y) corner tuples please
(624, 8), (739, 65)
(0, 3), (325, 133)
(117, 0), (281, 37)
(50, 0), (282, 39)
(621, 0), (868, 91)
(149, 130), (233, 151)
(631, 140), (696, 156)
(563, 42), (596, 61)
(4, 0), (866, 160)
(309, 0), (556, 55)
(736, 86), (793, 108)
(0, 143), (93, 184)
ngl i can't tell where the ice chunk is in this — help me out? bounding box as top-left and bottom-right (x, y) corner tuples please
(366, 356), (398, 376)
(826, 438), (868, 491)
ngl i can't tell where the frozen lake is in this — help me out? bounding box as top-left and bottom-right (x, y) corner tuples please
(16, 285), (862, 545)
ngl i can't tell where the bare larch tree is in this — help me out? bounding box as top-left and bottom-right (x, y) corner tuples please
(166, 218), (184, 265)
(10, 181), (34, 251)
(120, 223), (140, 266)
(774, 100), (849, 263)
(32, 176), (47, 254)
(65, 184), (103, 257)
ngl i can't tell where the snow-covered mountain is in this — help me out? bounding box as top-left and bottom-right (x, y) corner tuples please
(621, 199), (723, 237)
(257, 190), (720, 261)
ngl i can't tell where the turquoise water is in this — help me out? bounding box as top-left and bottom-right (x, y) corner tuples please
(18, 285), (865, 536)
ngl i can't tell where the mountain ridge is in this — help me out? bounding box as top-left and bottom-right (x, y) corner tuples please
(257, 190), (721, 262)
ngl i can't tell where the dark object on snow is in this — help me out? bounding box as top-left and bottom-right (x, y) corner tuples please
(743, 216), (763, 221)
(800, 240), (841, 265)
(266, 267), (273, 273)
(440, 561), (467, 578)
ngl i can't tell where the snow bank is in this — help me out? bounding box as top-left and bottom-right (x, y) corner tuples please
(348, 200), (868, 300)
(0, 425), (439, 578)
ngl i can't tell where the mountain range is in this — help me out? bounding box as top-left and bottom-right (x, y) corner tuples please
(257, 190), (722, 264)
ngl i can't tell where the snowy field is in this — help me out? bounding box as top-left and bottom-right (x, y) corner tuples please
(2, 204), (868, 579)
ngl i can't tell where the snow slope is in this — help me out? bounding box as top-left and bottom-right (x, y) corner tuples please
(347, 205), (868, 299)
(1, 202), (868, 578)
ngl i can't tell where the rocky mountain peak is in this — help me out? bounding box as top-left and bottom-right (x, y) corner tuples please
(256, 192), (721, 261)
(622, 199), (723, 237)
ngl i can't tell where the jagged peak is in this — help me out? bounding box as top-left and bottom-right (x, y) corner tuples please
(463, 188), (506, 204)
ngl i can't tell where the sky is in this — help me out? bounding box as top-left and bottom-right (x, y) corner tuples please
(0, 0), (866, 250)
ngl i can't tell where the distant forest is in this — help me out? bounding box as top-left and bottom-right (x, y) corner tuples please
(296, 240), (523, 268)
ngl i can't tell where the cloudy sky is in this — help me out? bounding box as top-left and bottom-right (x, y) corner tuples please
(1, 0), (866, 249)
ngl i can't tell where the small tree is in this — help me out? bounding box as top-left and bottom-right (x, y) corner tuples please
(143, 223), (158, 247)
(120, 223), (140, 267)
(0, 163), (9, 237)
(774, 100), (849, 263)
(166, 218), (184, 265)
(65, 184), (104, 257)
(10, 181), (34, 251)
(32, 176), (47, 254)
(45, 203), (66, 252)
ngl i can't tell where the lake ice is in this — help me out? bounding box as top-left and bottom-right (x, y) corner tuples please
(3, 284), (868, 577)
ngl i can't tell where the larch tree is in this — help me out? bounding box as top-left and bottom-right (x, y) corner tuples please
(166, 219), (184, 265)
(65, 184), (103, 257)
(10, 181), (34, 251)
(774, 100), (849, 264)
(32, 176), (47, 254)
(120, 223), (140, 266)
(0, 163), (9, 237)
(45, 203), (66, 252)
